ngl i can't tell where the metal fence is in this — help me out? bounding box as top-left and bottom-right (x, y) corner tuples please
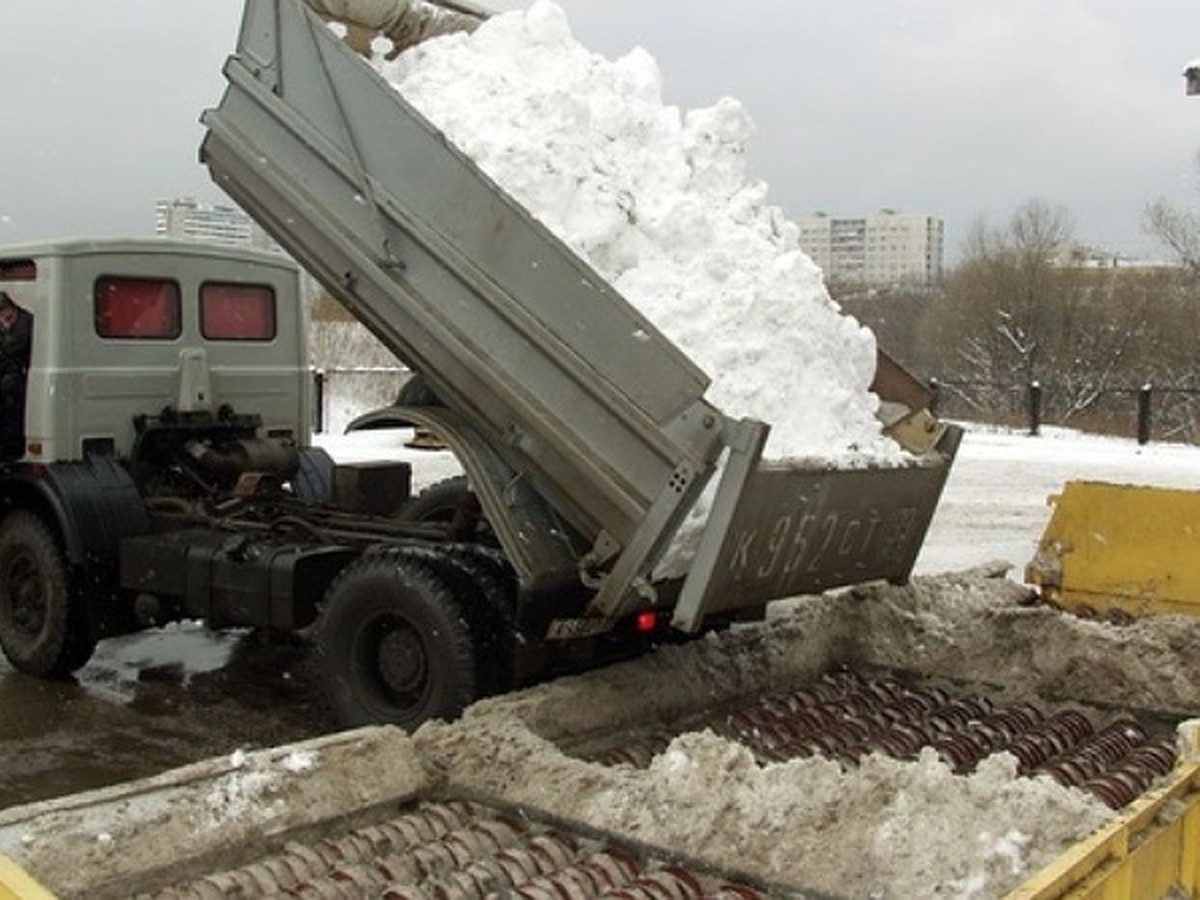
(312, 367), (1200, 446)
(929, 379), (1200, 444)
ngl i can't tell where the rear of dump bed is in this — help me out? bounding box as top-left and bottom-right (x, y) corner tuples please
(200, 0), (960, 630)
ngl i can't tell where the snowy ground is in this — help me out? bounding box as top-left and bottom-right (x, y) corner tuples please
(913, 422), (1200, 576)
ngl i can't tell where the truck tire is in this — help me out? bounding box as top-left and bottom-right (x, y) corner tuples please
(394, 372), (440, 407)
(397, 476), (494, 544)
(425, 547), (517, 698)
(294, 447), (335, 502)
(313, 554), (475, 729)
(396, 476), (469, 523)
(0, 511), (95, 676)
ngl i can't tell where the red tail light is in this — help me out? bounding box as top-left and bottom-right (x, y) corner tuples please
(635, 611), (657, 634)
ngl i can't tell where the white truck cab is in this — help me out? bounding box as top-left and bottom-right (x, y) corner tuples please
(0, 238), (311, 465)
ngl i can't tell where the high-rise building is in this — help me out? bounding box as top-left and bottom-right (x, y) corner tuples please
(797, 210), (944, 287)
(155, 197), (282, 253)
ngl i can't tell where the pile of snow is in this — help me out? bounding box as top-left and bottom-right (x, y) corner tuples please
(416, 567), (1200, 896)
(420, 720), (1109, 899)
(202, 748), (319, 829)
(377, 2), (899, 464)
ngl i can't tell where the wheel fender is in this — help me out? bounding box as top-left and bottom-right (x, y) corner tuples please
(359, 405), (583, 592)
(3, 457), (149, 568)
(343, 405), (417, 433)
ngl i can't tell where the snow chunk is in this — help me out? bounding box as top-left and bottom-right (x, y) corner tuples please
(281, 750), (318, 773)
(204, 766), (279, 827)
(201, 746), (318, 826)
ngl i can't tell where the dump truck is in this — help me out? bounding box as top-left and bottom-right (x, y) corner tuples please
(0, 0), (960, 733)
(4, 3), (1200, 898)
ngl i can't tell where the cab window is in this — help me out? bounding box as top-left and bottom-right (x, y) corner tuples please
(0, 259), (36, 281)
(94, 277), (182, 339)
(200, 282), (276, 341)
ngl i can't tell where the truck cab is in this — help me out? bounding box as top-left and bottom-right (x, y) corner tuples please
(0, 239), (340, 682)
(0, 238), (311, 466)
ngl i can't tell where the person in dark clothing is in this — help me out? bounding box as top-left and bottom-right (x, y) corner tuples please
(0, 291), (32, 460)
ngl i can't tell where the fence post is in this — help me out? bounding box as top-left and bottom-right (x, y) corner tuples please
(928, 378), (940, 416)
(313, 368), (325, 434)
(1137, 383), (1152, 446)
(1028, 381), (1042, 436)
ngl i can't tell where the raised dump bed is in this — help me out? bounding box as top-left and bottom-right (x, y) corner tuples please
(200, 0), (960, 632)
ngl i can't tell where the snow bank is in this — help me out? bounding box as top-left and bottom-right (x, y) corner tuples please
(439, 717), (1107, 899)
(378, 2), (898, 464)
(416, 568), (1200, 896)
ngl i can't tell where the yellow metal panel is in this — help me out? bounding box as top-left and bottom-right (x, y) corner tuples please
(0, 854), (55, 900)
(1009, 763), (1200, 899)
(1028, 481), (1200, 619)
(1183, 796), (1200, 891)
(1129, 825), (1186, 899)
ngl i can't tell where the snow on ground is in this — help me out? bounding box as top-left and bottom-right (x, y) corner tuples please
(916, 423), (1200, 576)
(417, 566), (1200, 898)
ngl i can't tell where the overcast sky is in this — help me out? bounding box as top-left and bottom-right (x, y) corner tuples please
(1, 1), (1197, 261)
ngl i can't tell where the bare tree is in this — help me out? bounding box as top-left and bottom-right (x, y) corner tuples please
(920, 200), (1072, 388)
(1145, 201), (1200, 277)
(918, 200), (1154, 428)
(1144, 152), (1200, 277)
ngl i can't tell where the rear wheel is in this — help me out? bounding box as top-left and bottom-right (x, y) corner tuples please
(397, 476), (495, 544)
(397, 476), (470, 523)
(313, 554), (475, 729)
(426, 548), (517, 698)
(0, 511), (95, 676)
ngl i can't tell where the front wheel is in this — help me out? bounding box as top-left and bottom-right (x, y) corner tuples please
(0, 511), (95, 676)
(313, 555), (475, 730)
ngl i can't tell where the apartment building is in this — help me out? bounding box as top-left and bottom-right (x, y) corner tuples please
(797, 210), (944, 287)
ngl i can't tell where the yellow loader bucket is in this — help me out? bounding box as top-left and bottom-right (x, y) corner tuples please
(1027, 480), (1200, 620)
(0, 852), (54, 900)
